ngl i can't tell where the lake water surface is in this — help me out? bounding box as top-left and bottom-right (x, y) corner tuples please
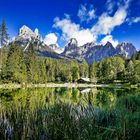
(0, 87), (140, 139)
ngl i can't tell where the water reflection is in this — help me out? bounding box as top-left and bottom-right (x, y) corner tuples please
(0, 87), (139, 110)
(0, 87), (139, 119)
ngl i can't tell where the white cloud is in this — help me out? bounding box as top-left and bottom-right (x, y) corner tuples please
(88, 9), (95, 21)
(101, 35), (119, 47)
(91, 0), (132, 36)
(44, 33), (58, 46)
(64, 13), (71, 19)
(53, 17), (96, 46)
(77, 4), (96, 23)
(106, 0), (115, 14)
(71, 29), (96, 46)
(132, 17), (140, 23)
(54, 17), (80, 39)
(127, 17), (140, 25)
(124, 0), (132, 9)
(91, 7), (127, 35)
(106, 0), (131, 14)
(77, 4), (86, 22)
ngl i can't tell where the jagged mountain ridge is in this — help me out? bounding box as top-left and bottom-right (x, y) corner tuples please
(10, 25), (137, 64)
(62, 38), (137, 63)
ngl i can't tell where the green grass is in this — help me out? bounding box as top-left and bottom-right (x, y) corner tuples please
(0, 100), (140, 139)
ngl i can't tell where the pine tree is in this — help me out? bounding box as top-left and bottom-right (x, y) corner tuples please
(89, 63), (97, 80)
(0, 20), (9, 72)
(25, 43), (37, 83)
(133, 60), (140, 83)
(0, 20), (9, 47)
(126, 60), (135, 82)
(72, 62), (79, 82)
(112, 57), (125, 80)
(2, 43), (27, 83)
(79, 59), (89, 78)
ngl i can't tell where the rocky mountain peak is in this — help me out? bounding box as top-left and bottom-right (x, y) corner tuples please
(19, 25), (34, 37)
(18, 25), (41, 40)
(34, 28), (39, 36)
(104, 41), (113, 47)
(116, 42), (136, 58)
(68, 38), (78, 46)
(63, 38), (78, 54)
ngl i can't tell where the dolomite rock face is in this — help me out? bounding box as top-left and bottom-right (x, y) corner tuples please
(116, 42), (136, 59)
(62, 38), (137, 63)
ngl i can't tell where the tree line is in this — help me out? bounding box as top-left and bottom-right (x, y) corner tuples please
(90, 55), (140, 83)
(0, 42), (140, 84)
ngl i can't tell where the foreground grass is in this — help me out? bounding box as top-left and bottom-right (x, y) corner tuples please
(0, 93), (140, 140)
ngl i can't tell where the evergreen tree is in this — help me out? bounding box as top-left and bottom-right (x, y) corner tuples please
(132, 51), (140, 61)
(89, 63), (97, 81)
(133, 60), (140, 83)
(2, 44), (27, 83)
(104, 58), (115, 82)
(79, 59), (89, 78)
(45, 58), (55, 82)
(97, 59), (106, 82)
(126, 60), (135, 82)
(0, 20), (9, 47)
(112, 57), (125, 80)
(38, 59), (47, 83)
(72, 62), (79, 82)
(25, 43), (38, 83)
(0, 20), (9, 72)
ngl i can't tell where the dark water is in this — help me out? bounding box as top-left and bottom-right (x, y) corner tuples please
(0, 87), (140, 139)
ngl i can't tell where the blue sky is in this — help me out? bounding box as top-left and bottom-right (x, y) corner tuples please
(0, 0), (140, 50)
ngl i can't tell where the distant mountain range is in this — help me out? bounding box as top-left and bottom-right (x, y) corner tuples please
(11, 25), (137, 64)
(62, 38), (136, 64)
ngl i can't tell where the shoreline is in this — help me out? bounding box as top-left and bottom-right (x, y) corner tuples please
(0, 83), (109, 89)
(0, 83), (139, 89)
